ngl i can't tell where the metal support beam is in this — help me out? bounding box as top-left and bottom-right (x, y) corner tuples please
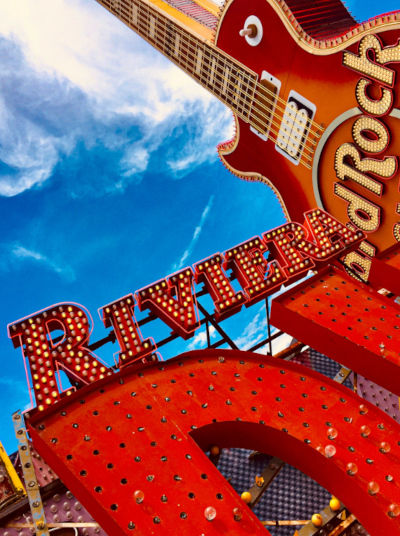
(12, 411), (49, 536)
(297, 502), (347, 535)
(197, 302), (239, 350)
(6, 522), (99, 529)
(265, 298), (273, 355)
(244, 456), (284, 507)
(205, 319), (211, 347)
(327, 514), (357, 535)
(333, 366), (352, 385)
(262, 519), (308, 527)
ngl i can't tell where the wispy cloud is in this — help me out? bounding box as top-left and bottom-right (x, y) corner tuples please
(10, 244), (75, 282)
(233, 300), (297, 354)
(174, 195), (214, 270)
(234, 304), (268, 350)
(0, 0), (232, 197)
(270, 332), (295, 355)
(188, 325), (216, 350)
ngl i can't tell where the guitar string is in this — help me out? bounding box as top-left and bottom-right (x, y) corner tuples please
(133, 3), (315, 165)
(164, 24), (315, 165)
(258, 82), (322, 141)
(162, 20), (320, 165)
(125, 2), (318, 166)
(122, 0), (323, 138)
(166, 17), (322, 144)
(159, 36), (312, 167)
(198, 51), (316, 161)
(188, 38), (317, 160)
(130, 1), (321, 149)
(199, 45), (322, 142)
(128, 0), (317, 131)
(150, 15), (315, 165)
(129, 0), (322, 136)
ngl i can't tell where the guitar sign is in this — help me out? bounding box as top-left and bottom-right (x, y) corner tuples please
(96, 0), (400, 281)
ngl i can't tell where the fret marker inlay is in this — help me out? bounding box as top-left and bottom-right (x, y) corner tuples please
(149, 15), (156, 38)
(131, 3), (138, 25)
(174, 33), (180, 57)
(196, 48), (203, 75)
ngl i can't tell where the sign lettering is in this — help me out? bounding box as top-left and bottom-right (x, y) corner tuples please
(331, 33), (400, 279)
(8, 209), (364, 411)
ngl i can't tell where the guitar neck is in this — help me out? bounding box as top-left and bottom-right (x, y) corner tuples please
(96, 0), (258, 122)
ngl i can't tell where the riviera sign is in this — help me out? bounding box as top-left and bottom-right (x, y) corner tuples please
(8, 209), (363, 411)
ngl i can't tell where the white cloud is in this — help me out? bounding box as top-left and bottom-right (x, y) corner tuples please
(188, 325), (216, 350)
(174, 195), (214, 270)
(0, 0), (233, 196)
(233, 304), (295, 355)
(11, 244), (75, 282)
(270, 332), (296, 355)
(120, 145), (149, 178)
(0, 93), (68, 196)
(234, 304), (267, 349)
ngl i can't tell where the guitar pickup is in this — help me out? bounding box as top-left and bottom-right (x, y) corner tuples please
(250, 71), (281, 141)
(275, 90), (316, 165)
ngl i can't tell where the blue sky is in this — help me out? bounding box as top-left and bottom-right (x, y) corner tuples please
(0, 0), (396, 453)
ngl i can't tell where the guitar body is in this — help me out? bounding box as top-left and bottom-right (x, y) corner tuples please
(215, 0), (400, 257)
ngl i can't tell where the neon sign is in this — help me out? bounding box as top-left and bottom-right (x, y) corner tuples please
(314, 32), (400, 282)
(8, 209), (363, 411)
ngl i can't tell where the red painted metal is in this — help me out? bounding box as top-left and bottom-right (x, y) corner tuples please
(136, 268), (202, 340)
(271, 265), (400, 397)
(194, 253), (245, 320)
(369, 243), (400, 296)
(8, 303), (112, 411)
(281, 0), (356, 39)
(100, 294), (157, 368)
(26, 348), (400, 536)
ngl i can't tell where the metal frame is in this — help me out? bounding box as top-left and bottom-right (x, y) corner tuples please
(12, 411), (49, 536)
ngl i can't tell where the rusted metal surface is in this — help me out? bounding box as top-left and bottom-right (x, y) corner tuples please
(0, 485), (105, 536)
(369, 244), (400, 296)
(12, 412), (49, 536)
(0, 442), (25, 511)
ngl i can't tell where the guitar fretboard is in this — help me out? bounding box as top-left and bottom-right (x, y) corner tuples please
(97, 0), (258, 123)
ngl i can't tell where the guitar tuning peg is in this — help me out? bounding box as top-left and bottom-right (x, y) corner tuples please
(239, 26), (257, 38)
(239, 16), (263, 46)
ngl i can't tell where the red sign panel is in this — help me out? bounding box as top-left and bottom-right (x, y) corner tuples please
(26, 348), (400, 536)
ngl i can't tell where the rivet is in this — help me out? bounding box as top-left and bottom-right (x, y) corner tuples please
(134, 490), (144, 503)
(204, 506), (216, 521)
